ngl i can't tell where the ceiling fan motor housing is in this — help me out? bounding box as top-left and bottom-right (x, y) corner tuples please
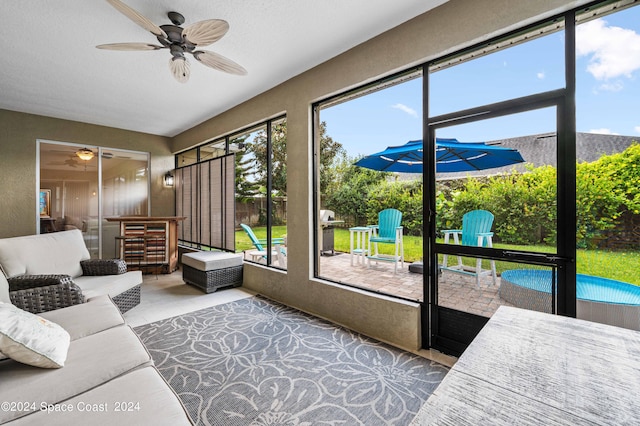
(167, 11), (185, 26)
(159, 20), (197, 57)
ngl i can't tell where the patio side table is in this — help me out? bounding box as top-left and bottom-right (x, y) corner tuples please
(349, 226), (371, 266)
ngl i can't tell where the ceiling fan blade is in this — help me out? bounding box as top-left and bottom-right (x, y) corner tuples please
(193, 50), (247, 75)
(105, 0), (167, 38)
(183, 19), (229, 46)
(169, 57), (190, 83)
(96, 42), (164, 51)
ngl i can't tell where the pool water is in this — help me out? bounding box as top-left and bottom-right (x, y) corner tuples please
(500, 270), (640, 306)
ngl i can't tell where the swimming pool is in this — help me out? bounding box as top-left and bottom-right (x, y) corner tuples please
(500, 269), (640, 330)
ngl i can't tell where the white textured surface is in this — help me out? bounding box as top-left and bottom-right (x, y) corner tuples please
(182, 250), (243, 270)
(0, 0), (446, 137)
(412, 306), (640, 425)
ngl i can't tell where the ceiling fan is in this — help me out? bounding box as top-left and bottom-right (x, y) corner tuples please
(96, 0), (247, 83)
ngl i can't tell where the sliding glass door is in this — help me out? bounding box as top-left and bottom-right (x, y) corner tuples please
(38, 141), (149, 259)
(100, 148), (150, 258)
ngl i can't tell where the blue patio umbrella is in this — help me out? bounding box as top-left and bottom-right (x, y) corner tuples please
(354, 138), (525, 173)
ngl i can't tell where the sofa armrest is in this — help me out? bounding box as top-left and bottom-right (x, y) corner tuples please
(9, 282), (85, 314)
(7, 274), (75, 291)
(80, 259), (127, 276)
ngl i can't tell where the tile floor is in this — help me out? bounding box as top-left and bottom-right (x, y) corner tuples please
(123, 270), (254, 327)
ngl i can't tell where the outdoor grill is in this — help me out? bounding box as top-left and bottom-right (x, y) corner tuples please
(319, 209), (343, 255)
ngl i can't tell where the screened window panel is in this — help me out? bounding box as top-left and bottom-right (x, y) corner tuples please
(176, 167), (196, 243)
(200, 162), (211, 247)
(210, 160), (223, 247)
(224, 156), (235, 250)
(176, 154), (235, 252)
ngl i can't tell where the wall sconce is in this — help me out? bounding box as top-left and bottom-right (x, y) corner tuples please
(164, 171), (174, 187)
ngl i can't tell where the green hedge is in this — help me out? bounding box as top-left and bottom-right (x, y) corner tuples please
(366, 180), (423, 236)
(440, 142), (640, 247)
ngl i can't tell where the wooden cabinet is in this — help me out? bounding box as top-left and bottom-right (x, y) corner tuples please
(107, 217), (185, 273)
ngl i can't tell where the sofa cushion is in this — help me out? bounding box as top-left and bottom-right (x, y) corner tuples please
(182, 251), (243, 271)
(39, 295), (125, 341)
(8, 366), (193, 425)
(0, 303), (71, 368)
(74, 270), (142, 300)
(0, 230), (90, 279)
(0, 269), (9, 303)
(0, 324), (152, 423)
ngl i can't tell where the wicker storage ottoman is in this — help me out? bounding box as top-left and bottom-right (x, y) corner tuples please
(182, 251), (244, 293)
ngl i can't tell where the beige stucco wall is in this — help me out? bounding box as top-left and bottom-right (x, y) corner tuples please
(0, 109), (174, 238)
(170, 0), (584, 352)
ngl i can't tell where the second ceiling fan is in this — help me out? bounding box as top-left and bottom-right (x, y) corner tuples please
(97, 0), (247, 83)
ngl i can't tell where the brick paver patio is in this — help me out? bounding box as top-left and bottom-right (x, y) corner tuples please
(319, 252), (513, 318)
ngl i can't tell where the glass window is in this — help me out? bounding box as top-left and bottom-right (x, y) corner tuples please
(232, 121), (288, 270)
(176, 147), (198, 167)
(200, 139), (226, 161)
(175, 117), (287, 270)
(430, 24), (565, 117)
(317, 75), (423, 301)
(435, 108), (558, 259)
(575, 4), (640, 288)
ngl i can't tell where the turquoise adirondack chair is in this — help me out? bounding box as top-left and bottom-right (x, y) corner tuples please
(367, 208), (404, 273)
(240, 224), (286, 267)
(440, 209), (497, 286)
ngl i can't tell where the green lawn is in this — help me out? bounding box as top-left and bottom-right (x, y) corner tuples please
(236, 225), (288, 252)
(235, 226), (640, 285)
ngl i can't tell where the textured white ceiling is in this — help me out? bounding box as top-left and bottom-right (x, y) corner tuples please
(0, 1), (446, 137)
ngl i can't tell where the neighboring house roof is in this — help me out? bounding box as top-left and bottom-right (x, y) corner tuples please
(436, 132), (638, 180)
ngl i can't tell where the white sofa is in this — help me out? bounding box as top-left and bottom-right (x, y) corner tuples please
(0, 290), (193, 425)
(0, 230), (142, 313)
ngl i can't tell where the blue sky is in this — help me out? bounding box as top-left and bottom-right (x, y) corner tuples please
(321, 6), (640, 158)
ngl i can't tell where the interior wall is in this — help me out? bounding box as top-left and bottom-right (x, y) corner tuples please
(0, 109), (174, 238)
(171, 0), (583, 351)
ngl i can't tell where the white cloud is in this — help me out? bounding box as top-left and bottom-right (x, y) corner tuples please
(537, 71), (545, 79)
(391, 103), (418, 118)
(588, 128), (620, 135)
(598, 81), (624, 92)
(576, 18), (640, 81)
(634, 126), (640, 134)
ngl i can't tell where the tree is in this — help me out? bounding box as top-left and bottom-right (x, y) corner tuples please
(234, 136), (260, 201)
(318, 121), (346, 195)
(250, 122), (287, 196)
(249, 120), (345, 197)
(324, 158), (388, 226)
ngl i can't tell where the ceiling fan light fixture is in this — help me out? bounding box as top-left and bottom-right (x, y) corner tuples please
(99, 2), (247, 82)
(169, 57), (190, 83)
(76, 148), (95, 161)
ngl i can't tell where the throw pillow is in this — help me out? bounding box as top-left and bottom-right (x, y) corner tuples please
(0, 302), (70, 368)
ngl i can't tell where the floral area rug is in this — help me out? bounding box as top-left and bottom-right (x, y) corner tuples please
(135, 296), (448, 425)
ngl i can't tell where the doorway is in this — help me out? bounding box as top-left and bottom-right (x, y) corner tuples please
(424, 96), (575, 356)
(38, 140), (150, 258)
